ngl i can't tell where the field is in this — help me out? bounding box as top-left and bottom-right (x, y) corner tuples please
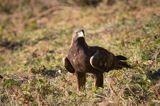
(0, 0), (160, 105)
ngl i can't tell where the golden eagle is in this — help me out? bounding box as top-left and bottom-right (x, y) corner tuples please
(63, 29), (130, 90)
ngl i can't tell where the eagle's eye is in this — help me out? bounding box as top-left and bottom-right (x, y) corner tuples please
(77, 30), (85, 38)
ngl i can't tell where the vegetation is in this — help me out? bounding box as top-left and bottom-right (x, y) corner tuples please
(0, 0), (160, 105)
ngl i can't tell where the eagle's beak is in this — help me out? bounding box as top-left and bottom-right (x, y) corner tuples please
(77, 30), (85, 38)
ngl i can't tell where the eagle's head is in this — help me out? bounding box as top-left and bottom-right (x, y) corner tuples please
(71, 29), (87, 47)
(74, 29), (85, 40)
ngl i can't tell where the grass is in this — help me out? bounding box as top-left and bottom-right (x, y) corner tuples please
(0, 0), (160, 105)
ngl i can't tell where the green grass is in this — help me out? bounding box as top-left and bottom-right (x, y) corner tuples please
(0, 0), (160, 105)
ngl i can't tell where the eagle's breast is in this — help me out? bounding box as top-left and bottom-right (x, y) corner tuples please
(68, 45), (88, 72)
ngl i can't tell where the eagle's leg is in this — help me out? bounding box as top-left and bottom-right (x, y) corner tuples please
(94, 73), (103, 88)
(76, 72), (86, 91)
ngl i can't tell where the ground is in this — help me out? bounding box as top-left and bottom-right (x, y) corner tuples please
(0, 0), (160, 105)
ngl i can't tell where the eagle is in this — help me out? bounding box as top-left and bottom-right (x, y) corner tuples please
(63, 29), (130, 90)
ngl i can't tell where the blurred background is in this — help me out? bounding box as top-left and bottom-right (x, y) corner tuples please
(0, 0), (160, 105)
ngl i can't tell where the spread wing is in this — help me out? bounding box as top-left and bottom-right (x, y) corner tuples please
(63, 57), (75, 73)
(90, 50), (115, 71)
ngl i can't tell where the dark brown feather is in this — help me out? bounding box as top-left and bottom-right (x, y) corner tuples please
(63, 57), (75, 73)
(64, 29), (130, 90)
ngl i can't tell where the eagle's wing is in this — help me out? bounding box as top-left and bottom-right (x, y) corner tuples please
(90, 50), (114, 71)
(63, 57), (75, 73)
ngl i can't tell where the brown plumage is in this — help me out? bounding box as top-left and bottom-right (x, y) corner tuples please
(63, 29), (130, 90)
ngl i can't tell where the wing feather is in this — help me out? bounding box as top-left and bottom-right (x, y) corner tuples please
(63, 57), (75, 73)
(116, 55), (127, 60)
(90, 50), (114, 71)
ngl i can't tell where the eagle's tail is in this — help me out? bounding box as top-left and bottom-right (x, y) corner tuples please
(116, 55), (127, 60)
(118, 61), (131, 68)
(115, 55), (131, 69)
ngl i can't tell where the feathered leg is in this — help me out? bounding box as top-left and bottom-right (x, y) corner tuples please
(76, 72), (86, 91)
(94, 73), (103, 88)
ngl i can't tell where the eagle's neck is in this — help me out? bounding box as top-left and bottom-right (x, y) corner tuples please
(72, 38), (88, 50)
(77, 38), (88, 48)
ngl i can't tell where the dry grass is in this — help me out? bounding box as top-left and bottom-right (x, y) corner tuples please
(0, 0), (160, 105)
